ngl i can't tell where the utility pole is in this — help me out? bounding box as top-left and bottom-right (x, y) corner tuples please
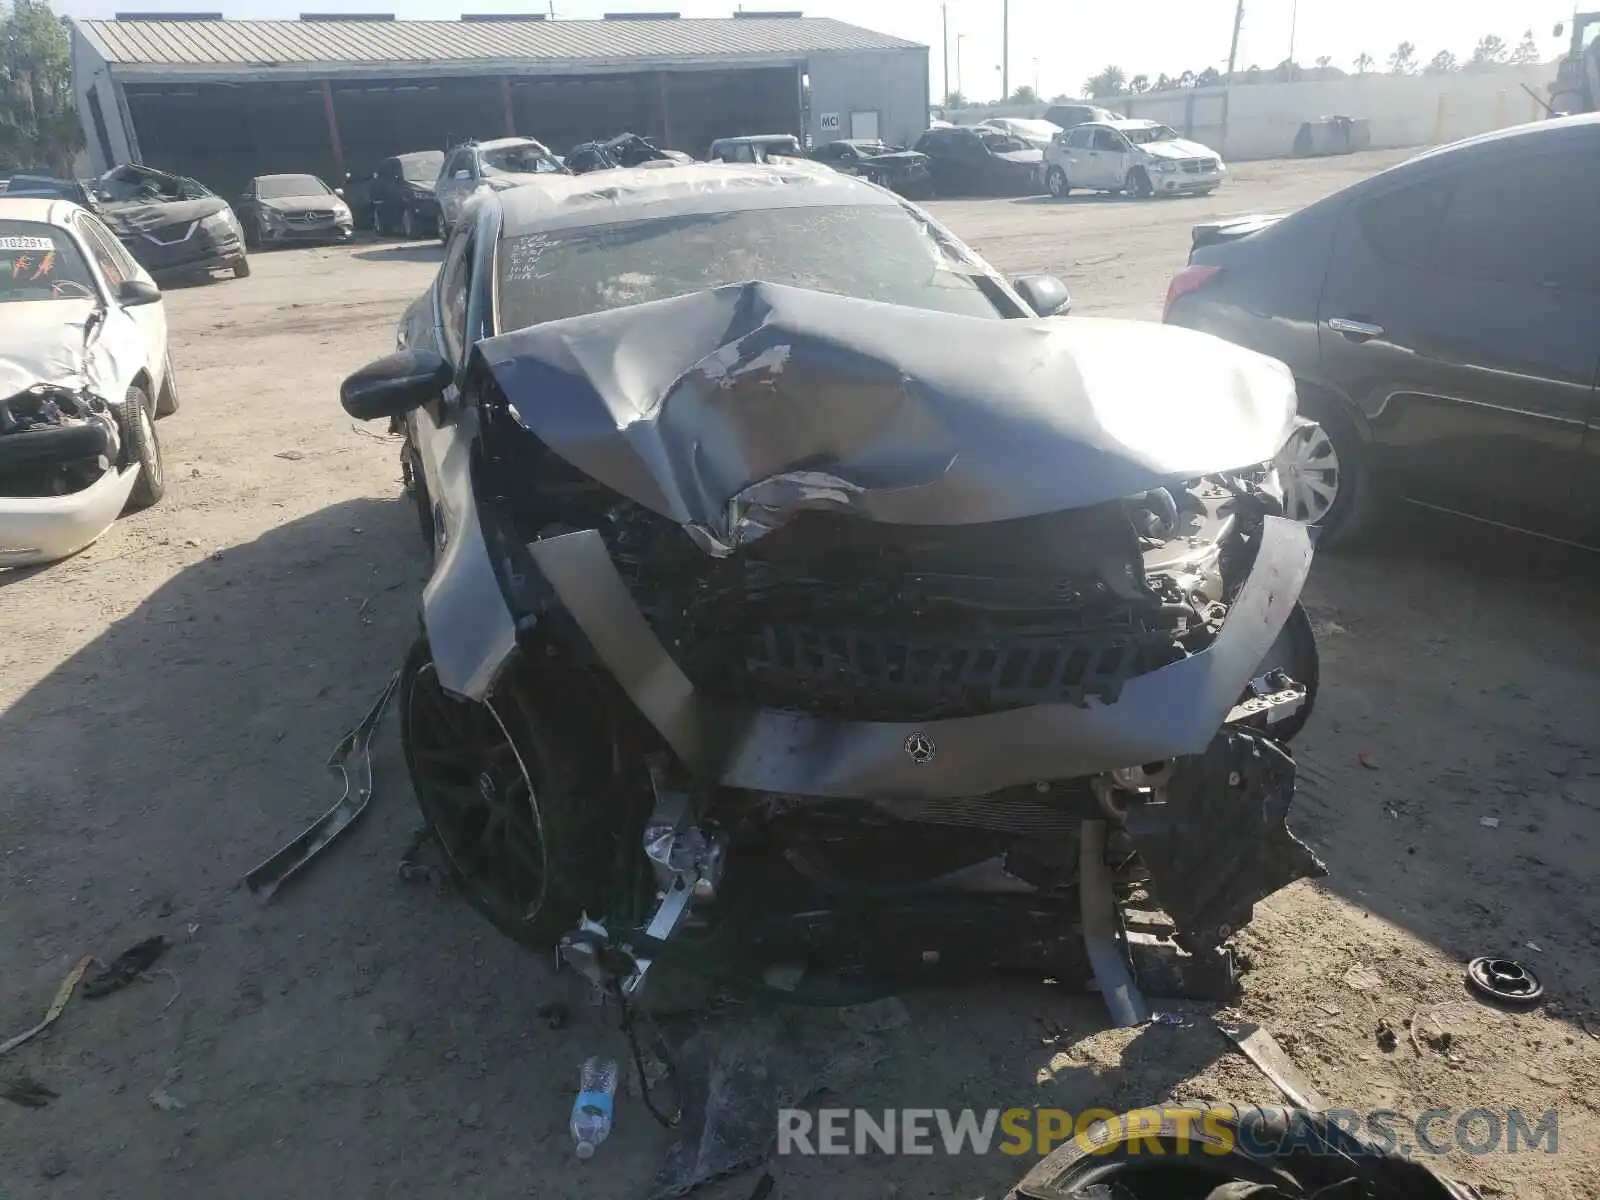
(942, 3), (950, 106)
(1288, 0), (1298, 68)
(1225, 0), (1244, 79)
(1001, 0), (1010, 101)
(956, 32), (966, 96)
(1221, 0), (1244, 158)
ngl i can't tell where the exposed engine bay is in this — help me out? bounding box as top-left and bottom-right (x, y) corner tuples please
(0, 383), (123, 498)
(374, 280), (1327, 1019)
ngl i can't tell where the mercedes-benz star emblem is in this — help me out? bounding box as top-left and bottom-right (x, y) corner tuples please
(904, 732), (936, 764)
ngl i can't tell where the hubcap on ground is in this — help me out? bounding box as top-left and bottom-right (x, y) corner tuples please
(1276, 421), (1341, 525)
(405, 663), (548, 925)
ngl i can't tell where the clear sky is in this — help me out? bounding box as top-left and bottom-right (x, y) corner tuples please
(56, 0), (1573, 103)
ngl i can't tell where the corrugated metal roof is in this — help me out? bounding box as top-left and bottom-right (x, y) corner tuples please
(78, 16), (922, 69)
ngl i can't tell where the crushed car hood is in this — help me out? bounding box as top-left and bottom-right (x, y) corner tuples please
(994, 148), (1044, 166)
(476, 280), (1296, 553)
(1142, 139), (1217, 160)
(100, 196), (227, 232)
(0, 300), (100, 397)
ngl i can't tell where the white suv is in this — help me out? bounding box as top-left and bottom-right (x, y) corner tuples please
(1043, 119), (1225, 199)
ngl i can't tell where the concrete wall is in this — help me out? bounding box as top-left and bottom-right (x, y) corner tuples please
(949, 63), (1559, 161)
(807, 48), (928, 150)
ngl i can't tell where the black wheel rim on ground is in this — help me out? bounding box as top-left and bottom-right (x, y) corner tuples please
(403, 660), (550, 932)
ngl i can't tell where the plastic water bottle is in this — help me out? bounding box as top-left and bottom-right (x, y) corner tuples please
(570, 1056), (618, 1159)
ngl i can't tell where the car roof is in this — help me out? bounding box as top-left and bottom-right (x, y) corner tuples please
(255, 172), (326, 181)
(0, 196), (77, 225)
(1106, 118), (1163, 131)
(474, 136), (551, 152)
(497, 160), (897, 238)
(713, 134), (799, 145)
(1397, 110), (1600, 169)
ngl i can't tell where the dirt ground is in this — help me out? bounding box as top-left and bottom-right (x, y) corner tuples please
(3, 148), (1598, 1199)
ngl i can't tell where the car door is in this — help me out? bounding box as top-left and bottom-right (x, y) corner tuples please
(1055, 126), (1094, 180)
(1318, 146), (1600, 535)
(372, 159), (401, 223)
(1070, 126), (1111, 188)
(437, 151), (476, 227)
(408, 220), (478, 563)
(1092, 127), (1133, 189)
(74, 210), (167, 392)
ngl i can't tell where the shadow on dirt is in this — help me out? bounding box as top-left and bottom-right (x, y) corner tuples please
(1290, 503), (1600, 1011)
(353, 244), (444, 264)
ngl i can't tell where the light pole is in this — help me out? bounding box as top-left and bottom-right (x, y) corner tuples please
(1288, 0), (1299, 68)
(956, 33), (966, 98)
(1001, 0), (1009, 100)
(942, 2), (950, 106)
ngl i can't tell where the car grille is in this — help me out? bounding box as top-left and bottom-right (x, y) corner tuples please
(614, 505), (1189, 723)
(140, 221), (197, 245)
(1181, 159), (1214, 174)
(286, 210), (335, 223)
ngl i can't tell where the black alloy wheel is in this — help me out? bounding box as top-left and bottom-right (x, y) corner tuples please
(399, 639), (614, 947)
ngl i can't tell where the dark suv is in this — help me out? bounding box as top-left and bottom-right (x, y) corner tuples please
(1043, 103), (1121, 130)
(1163, 115), (1600, 546)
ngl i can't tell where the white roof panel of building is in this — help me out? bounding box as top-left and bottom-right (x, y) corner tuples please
(78, 16), (922, 69)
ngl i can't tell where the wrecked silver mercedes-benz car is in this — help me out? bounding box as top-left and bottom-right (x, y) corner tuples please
(342, 163), (1324, 1018)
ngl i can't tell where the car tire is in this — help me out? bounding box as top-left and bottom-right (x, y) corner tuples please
(155, 354), (180, 417)
(122, 384), (165, 512)
(231, 255), (251, 278)
(1281, 389), (1381, 548)
(401, 207), (419, 240)
(1045, 166), (1070, 198)
(399, 636), (620, 949)
(1126, 168), (1154, 198)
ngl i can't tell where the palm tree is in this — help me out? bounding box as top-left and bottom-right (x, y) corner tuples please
(1388, 41), (1418, 74)
(1353, 51), (1374, 74)
(1083, 65), (1127, 97)
(1425, 50), (1457, 74)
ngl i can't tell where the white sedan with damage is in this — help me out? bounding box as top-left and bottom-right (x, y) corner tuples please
(0, 197), (175, 567)
(1043, 118), (1225, 198)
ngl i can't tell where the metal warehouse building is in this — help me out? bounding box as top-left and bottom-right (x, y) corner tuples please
(69, 13), (928, 196)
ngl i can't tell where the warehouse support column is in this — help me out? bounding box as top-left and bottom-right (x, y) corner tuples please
(656, 71), (673, 149)
(502, 76), (516, 136)
(321, 80), (345, 178)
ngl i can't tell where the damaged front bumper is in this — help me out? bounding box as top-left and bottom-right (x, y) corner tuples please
(0, 384), (139, 567)
(525, 514), (1312, 797)
(0, 461), (140, 566)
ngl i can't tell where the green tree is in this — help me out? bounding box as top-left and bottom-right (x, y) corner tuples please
(1425, 49), (1457, 74)
(1509, 28), (1540, 64)
(1388, 41), (1418, 74)
(1315, 55), (1332, 69)
(1353, 51), (1374, 73)
(1193, 66), (1219, 87)
(0, 0), (81, 172)
(1127, 74), (1150, 94)
(942, 90), (968, 109)
(1008, 84), (1039, 104)
(1083, 65), (1127, 97)
(1468, 34), (1507, 68)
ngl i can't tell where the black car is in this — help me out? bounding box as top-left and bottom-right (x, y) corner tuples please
(809, 138), (932, 196)
(564, 133), (690, 174)
(912, 126), (1043, 197)
(95, 163), (249, 281)
(236, 174), (354, 248)
(368, 151), (446, 238)
(1163, 115), (1600, 546)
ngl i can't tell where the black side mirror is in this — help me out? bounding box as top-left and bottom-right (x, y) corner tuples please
(341, 348), (453, 420)
(117, 278), (162, 307)
(1013, 274), (1072, 317)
